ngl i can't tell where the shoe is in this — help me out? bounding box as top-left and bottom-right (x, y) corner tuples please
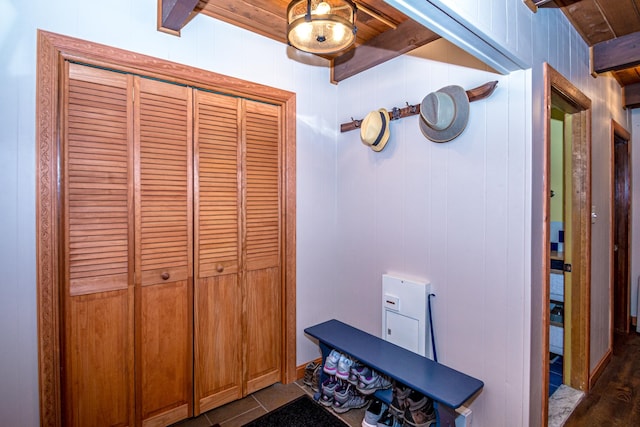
(402, 391), (436, 427)
(332, 384), (368, 413)
(336, 354), (354, 380)
(377, 409), (403, 427)
(390, 384), (411, 420)
(323, 349), (341, 376)
(310, 363), (321, 392)
(357, 370), (393, 395)
(362, 398), (388, 427)
(320, 377), (339, 407)
(303, 361), (319, 388)
(349, 362), (371, 385)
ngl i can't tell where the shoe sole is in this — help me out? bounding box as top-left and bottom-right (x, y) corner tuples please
(357, 384), (392, 395)
(333, 400), (368, 413)
(336, 371), (350, 380)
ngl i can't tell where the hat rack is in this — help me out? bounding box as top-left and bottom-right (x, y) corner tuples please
(340, 80), (498, 133)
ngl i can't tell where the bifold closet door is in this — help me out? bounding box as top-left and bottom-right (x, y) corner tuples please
(61, 63), (135, 427)
(134, 77), (194, 426)
(243, 100), (282, 394)
(194, 91), (242, 414)
(194, 95), (283, 411)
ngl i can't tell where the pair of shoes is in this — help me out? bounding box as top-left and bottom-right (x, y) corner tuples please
(376, 409), (403, 427)
(332, 383), (368, 413)
(324, 349), (356, 380)
(361, 398), (388, 427)
(390, 384), (411, 420)
(357, 370), (393, 395)
(303, 361), (321, 392)
(337, 354), (355, 380)
(349, 362), (371, 385)
(320, 377), (340, 407)
(323, 349), (342, 375)
(402, 391), (436, 427)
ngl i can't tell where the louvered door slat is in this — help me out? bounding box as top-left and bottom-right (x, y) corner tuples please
(62, 62), (134, 427)
(137, 80), (191, 285)
(66, 68), (131, 293)
(245, 102), (281, 270)
(194, 93), (240, 278)
(135, 77), (193, 425)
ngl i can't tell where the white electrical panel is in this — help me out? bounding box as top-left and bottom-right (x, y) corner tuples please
(382, 274), (432, 359)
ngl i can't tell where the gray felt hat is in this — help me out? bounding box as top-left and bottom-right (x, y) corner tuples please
(419, 85), (469, 143)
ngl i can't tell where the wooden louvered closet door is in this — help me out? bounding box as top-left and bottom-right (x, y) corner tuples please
(60, 61), (283, 426)
(193, 95), (283, 411)
(61, 63), (135, 427)
(194, 91), (242, 413)
(134, 77), (193, 426)
(243, 100), (282, 394)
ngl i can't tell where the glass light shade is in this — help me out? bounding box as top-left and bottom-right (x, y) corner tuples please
(287, 0), (357, 54)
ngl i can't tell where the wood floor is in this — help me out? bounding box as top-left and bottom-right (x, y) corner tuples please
(564, 332), (640, 426)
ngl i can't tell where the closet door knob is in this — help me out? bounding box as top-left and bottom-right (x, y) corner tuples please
(216, 264), (224, 273)
(161, 272), (170, 280)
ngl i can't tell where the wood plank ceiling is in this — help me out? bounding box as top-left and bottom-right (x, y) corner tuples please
(159, 0), (440, 83)
(161, 0), (640, 107)
(530, 0), (640, 108)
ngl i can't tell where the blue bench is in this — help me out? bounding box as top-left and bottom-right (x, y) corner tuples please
(304, 319), (483, 424)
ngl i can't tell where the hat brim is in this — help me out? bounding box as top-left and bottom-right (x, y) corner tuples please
(419, 85), (469, 143)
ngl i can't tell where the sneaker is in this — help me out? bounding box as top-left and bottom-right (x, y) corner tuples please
(349, 362), (371, 385)
(323, 349), (341, 375)
(320, 377), (339, 407)
(303, 361), (319, 388)
(357, 370), (393, 395)
(310, 363), (321, 392)
(402, 391), (436, 427)
(362, 398), (388, 427)
(336, 354), (354, 380)
(332, 384), (368, 413)
(390, 384), (411, 420)
(377, 409), (403, 427)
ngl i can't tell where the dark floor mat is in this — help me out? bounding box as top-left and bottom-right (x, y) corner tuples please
(243, 395), (349, 427)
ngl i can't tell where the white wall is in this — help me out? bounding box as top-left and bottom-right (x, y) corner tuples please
(0, 0), (340, 425)
(382, 1), (629, 426)
(334, 55), (531, 425)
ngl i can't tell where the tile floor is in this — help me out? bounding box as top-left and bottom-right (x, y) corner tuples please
(170, 380), (367, 427)
(548, 353), (563, 396)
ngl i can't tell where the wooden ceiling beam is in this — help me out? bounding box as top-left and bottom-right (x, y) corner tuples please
(331, 18), (440, 83)
(624, 81), (640, 109)
(158, 0), (200, 35)
(592, 31), (640, 73)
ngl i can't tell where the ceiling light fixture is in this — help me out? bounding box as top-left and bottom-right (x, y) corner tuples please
(287, 0), (357, 54)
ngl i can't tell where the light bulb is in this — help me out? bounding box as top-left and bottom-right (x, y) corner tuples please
(315, 1), (331, 14)
(294, 21), (313, 41)
(331, 23), (345, 42)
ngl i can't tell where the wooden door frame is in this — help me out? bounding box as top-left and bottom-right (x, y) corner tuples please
(35, 30), (297, 427)
(611, 120), (632, 336)
(541, 63), (592, 425)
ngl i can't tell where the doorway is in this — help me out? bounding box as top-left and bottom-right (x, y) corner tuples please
(612, 121), (631, 339)
(542, 63), (592, 425)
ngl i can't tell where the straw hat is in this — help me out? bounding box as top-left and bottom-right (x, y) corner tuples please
(360, 108), (390, 152)
(419, 85), (469, 143)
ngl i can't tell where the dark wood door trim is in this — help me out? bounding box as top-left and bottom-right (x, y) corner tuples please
(36, 30), (297, 427)
(542, 62), (592, 426)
